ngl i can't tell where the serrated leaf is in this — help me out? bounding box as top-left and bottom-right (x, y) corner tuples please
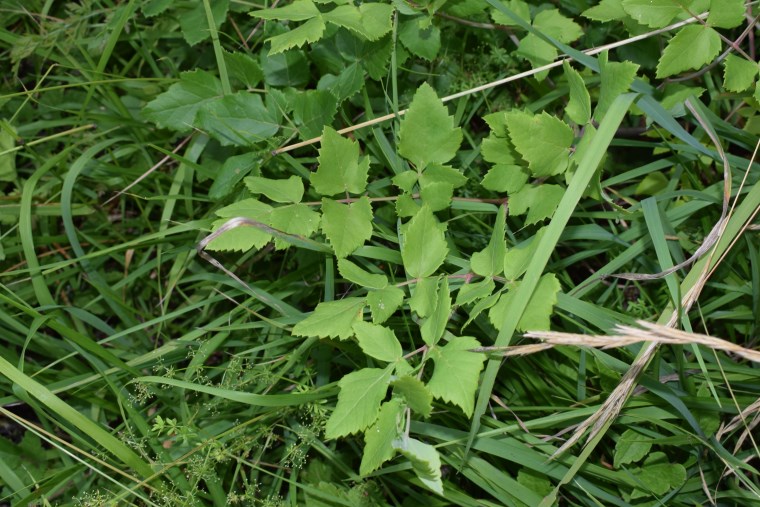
(292, 297), (365, 340)
(142, 0), (172, 17)
(392, 376), (432, 418)
(197, 92), (279, 146)
(597, 52), (639, 120)
(564, 61), (591, 124)
(318, 62), (364, 101)
(325, 366), (393, 439)
(181, 0), (228, 46)
(398, 83), (462, 170)
(207, 199), (273, 252)
(481, 165), (529, 193)
(420, 164), (468, 189)
(490, 0), (530, 27)
(471, 205), (507, 277)
(245, 175), (304, 203)
(533, 9), (582, 43)
(321, 197), (373, 258)
(268, 204), (321, 250)
(396, 193), (421, 218)
(292, 89), (338, 140)
(707, 0), (745, 28)
(622, 0), (683, 28)
(516, 34), (556, 79)
(509, 184), (565, 225)
(462, 291), (500, 330)
(360, 399), (403, 475)
(630, 454), (687, 499)
(312, 126), (370, 195)
(251, 0), (320, 21)
(358, 3), (394, 39)
(224, 51), (263, 88)
(261, 50), (310, 87)
(398, 19), (441, 61)
(353, 321), (403, 362)
(368, 286), (405, 324)
(489, 273), (560, 331)
(420, 278), (450, 346)
(409, 277), (438, 318)
(395, 438), (443, 495)
(656, 25), (721, 78)
(268, 16), (326, 54)
(401, 206), (449, 278)
(428, 336), (486, 417)
(504, 227), (546, 280)
(723, 54), (759, 93)
(338, 258), (388, 289)
(419, 182), (453, 211)
(456, 278), (496, 306)
(505, 110), (573, 177)
(582, 0), (626, 22)
(143, 70), (223, 132)
(392, 171), (419, 193)
(614, 429), (652, 468)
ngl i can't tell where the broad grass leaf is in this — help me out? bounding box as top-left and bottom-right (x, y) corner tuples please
(197, 92), (279, 146)
(353, 321), (402, 362)
(401, 206), (448, 278)
(325, 366), (393, 439)
(321, 197), (373, 258)
(398, 83), (462, 170)
(392, 376), (432, 417)
(292, 297), (365, 340)
(420, 277), (450, 346)
(313, 126), (370, 196)
(368, 286), (405, 324)
(338, 258), (388, 289)
(427, 336), (486, 417)
(245, 175), (304, 203)
(143, 70), (223, 132)
(360, 399), (403, 475)
(505, 110), (573, 177)
(395, 438), (444, 495)
(563, 61), (591, 124)
(723, 54), (759, 93)
(656, 25), (721, 78)
(471, 205), (507, 277)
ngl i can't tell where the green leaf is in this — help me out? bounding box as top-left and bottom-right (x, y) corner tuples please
(532, 9), (582, 43)
(489, 273), (560, 331)
(707, 0), (745, 29)
(419, 182), (453, 211)
(312, 126), (370, 196)
(597, 52), (639, 120)
(471, 205), (507, 277)
(321, 197), (373, 258)
(516, 34), (556, 79)
(261, 50), (310, 87)
(180, 0), (228, 46)
(224, 51), (264, 88)
(392, 171), (419, 193)
(582, 0), (626, 22)
(428, 336), (485, 417)
(614, 429), (652, 468)
(410, 277), (438, 318)
(630, 453), (687, 498)
(398, 83), (463, 170)
(368, 286), (405, 324)
(360, 399), (403, 475)
(357, 3), (395, 39)
(318, 62), (364, 101)
(563, 61), (591, 124)
(292, 297), (366, 340)
(143, 70), (223, 132)
(401, 206), (449, 278)
(245, 175), (304, 203)
(268, 204), (321, 250)
(207, 199), (273, 252)
(338, 258), (388, 289)
(420, 277), (451, 346)
(251, 0), (320, 21)
(503, 227), (546, 280)
(508, 184), (565, 225)
(481, 165), (529, 193)
(505, 110), (573, 177)
(456, 278), (496, 306)
(197, 92), (279, 146)
(325, 366), (393, 439)
(723, 54), (759, 93)
(0, 120), (17, 182)
(420, 164), (468, 189)
(490, 0), (530, 27)
(398, 19), (441, 61)
(353, 321), (402, 362)
(395, 438), (444, 495)
(656, 25), (721, 78)
(292, 89), (338, 140)
(142, 0), (172, 17)
(268, 16), (326, 54)
(392, 376), (432, 418)
(621, 0), (683, 28)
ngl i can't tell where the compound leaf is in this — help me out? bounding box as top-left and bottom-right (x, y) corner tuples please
(143, 70), (223, 132)
(206, 198), (273, 252)
(321, 197), (373, 258)
(489, 273), (560, 331)
(471, 205), (507, 277)
(292, 297), (365, 340)
(621, 0), (683, 28)
(395, 438), (443, 495)
(656, 25), (721, 78)
(505, 110), (573, 177)
(420, 277), (451, 347)
(353, 321), (403, 362)
(312, 126), (370, 196)
(360, 399), (403, 475)
(197, 92), (279, 146)
(563, 61), (591, 124)
(707, 0), (745, 29)
(368, 286), (405, 324)
(338, 258), (388, 289)
(268, 204), (321, 250)
(245, 175), (304, 203)
(392, 376), (432, 418)
(401, 206), (448, 278)
(723, 54), (759, 93)
(427, 336), (486, 417)
(325, 366), (393, 439)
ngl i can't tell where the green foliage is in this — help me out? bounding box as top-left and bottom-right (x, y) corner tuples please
(657, 25), (722, 78)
